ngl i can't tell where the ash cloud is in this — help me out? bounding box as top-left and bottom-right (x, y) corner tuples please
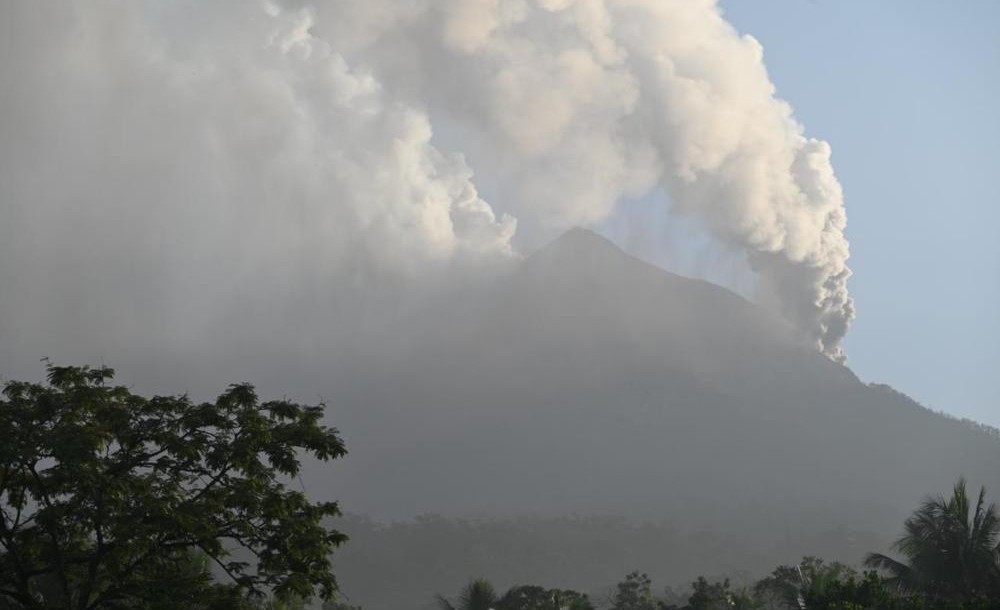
(312, 0), (854, 359)
(0, 0), (853, 368)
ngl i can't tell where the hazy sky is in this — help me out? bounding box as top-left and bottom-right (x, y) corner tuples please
(711, 0), (1000, 426)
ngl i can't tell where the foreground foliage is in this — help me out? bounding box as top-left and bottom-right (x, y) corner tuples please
(865, 478), (1000, 602)
(0, 364), (347, 609)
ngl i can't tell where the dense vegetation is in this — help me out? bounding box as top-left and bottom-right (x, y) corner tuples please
(0, 364), (347, 609)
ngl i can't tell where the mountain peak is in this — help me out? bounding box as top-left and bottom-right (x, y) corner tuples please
(525, 228), (631, 273)
(541, 227), (625, 257)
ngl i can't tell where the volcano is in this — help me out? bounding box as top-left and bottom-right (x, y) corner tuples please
(321, 229), (999, 607)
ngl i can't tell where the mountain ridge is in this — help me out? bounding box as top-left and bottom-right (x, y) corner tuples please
(315, 228), (999, 608)
(323, 227), (997, 516)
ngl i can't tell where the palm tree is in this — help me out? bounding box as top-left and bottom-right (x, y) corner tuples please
(865, 478), (1000, 601)
(436, 578), (499, 610)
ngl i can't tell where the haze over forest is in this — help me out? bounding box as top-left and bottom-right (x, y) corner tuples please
(0, 2), (997, 609)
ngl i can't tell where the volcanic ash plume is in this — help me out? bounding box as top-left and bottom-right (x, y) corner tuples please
(0, 0), (853, 361)
(314, 0), (856, 360)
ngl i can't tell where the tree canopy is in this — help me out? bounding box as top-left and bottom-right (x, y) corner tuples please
(0, 363), (347, 609)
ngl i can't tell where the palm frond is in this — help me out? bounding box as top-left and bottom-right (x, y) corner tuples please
(869, 478), (1000, 600)
(864, 552), (916, 588)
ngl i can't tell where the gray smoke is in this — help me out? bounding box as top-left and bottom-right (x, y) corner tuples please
(0, 0), (853, 363)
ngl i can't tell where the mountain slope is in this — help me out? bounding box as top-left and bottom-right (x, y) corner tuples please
(318, 229), (999, 607)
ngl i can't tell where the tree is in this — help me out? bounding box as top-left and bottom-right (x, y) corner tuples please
(496, 585), (594, 610)
(610, 572), (658, 610)
(436, 579), (498, 610)
(754, 557), (855, 609)
(0, 363), (348, 609)
(796, 570), (923, 610)
(686, 576), (757, 610)
(865, 478), (1000, 602)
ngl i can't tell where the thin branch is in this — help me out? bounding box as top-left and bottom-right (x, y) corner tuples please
(26, 461), (73, 605)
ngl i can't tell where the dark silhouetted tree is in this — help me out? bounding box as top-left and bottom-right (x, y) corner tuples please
(0, 363), (347, 609)
(610, 572), (657, 610)
(686, 577), (758, 610)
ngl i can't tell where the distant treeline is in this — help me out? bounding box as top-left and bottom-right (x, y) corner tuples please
(331, 514), (885, 608)
(329, 478), (1000, 610)
(867, 383), (1000, 440)
(421, 559), (999, 610)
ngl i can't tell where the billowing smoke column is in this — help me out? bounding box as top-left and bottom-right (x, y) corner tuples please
(0, 0), (853, 361)
(313, 0), (855, 360)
